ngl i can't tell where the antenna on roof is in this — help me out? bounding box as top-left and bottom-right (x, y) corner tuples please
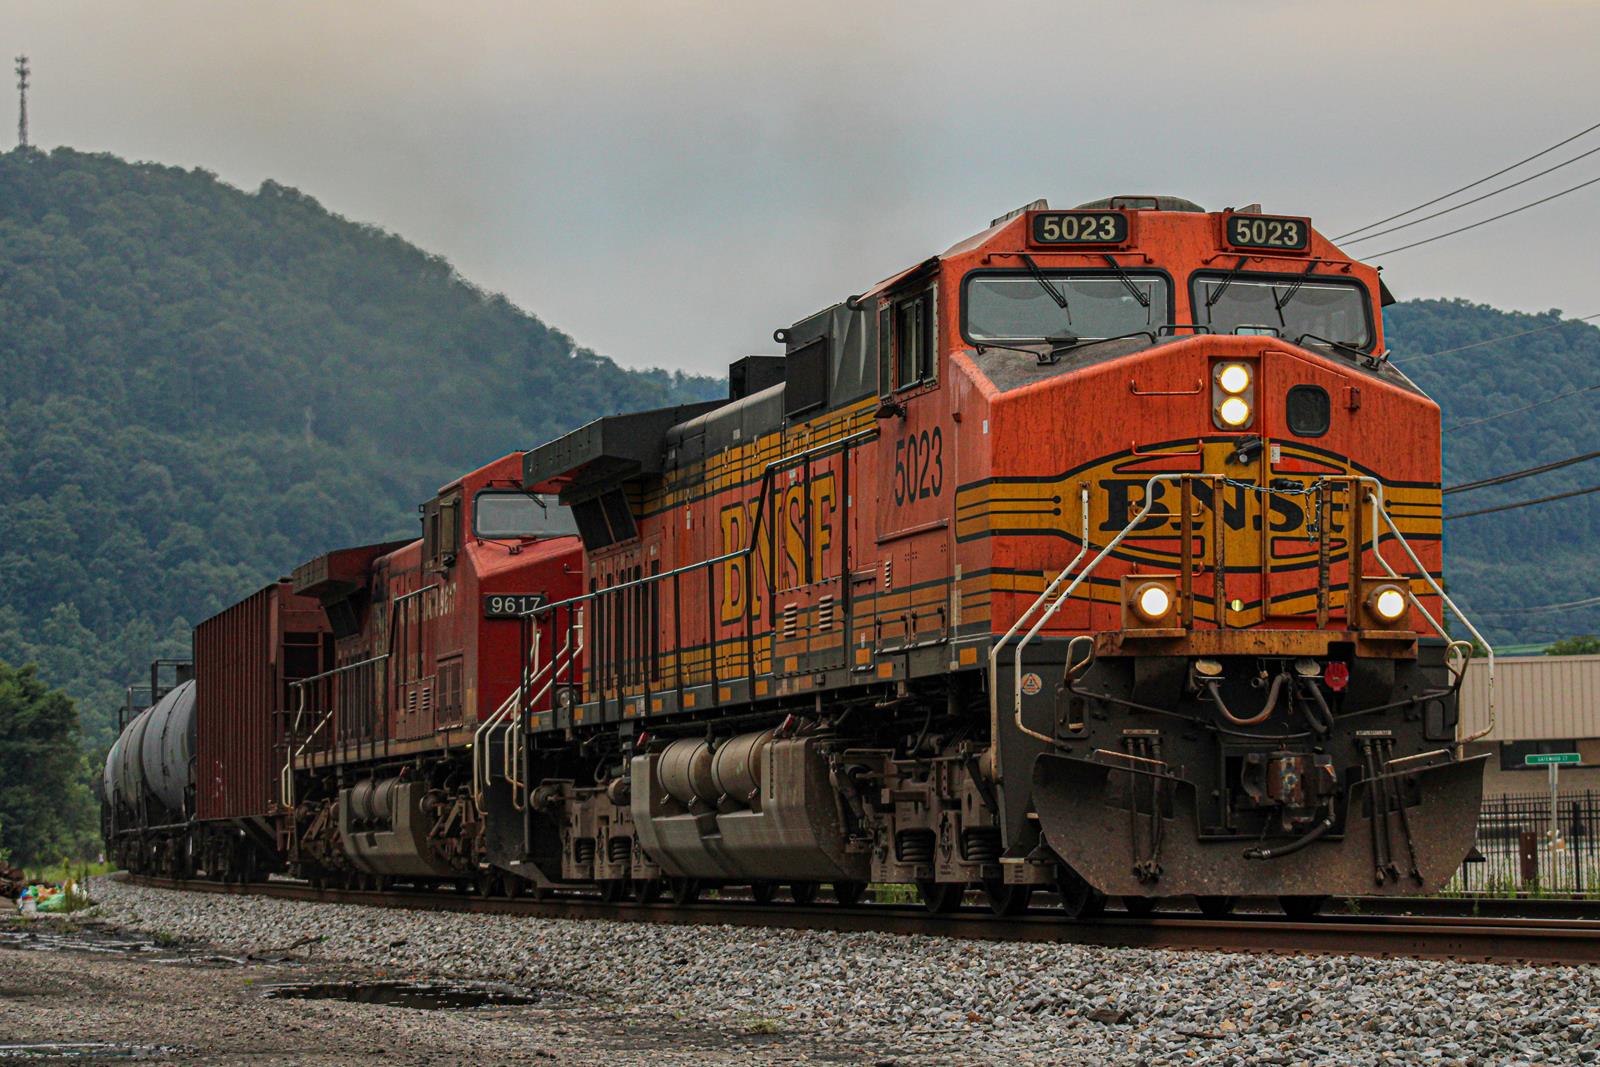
(14, 55), (28, 148)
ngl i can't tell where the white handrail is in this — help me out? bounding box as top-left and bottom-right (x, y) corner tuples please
(987, 487), (1090, 745)
(1007, 473), (1191, 743)
(1358, 479), (1495, 745)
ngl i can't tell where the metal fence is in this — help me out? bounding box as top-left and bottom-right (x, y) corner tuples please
(1445, 791), (1600, 896)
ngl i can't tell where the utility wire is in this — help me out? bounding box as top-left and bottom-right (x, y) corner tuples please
(1472, 594), (1600, 616)
(1334, 118), (1600, 240)
(1444, 481), (1600, 521)
(1369, 173), (1600, 257)
(1445, 450), (1600, 495)
(1345, 143), (1600, 244)
(1445, 387), (1600, 432)
(1393, 312), (1600, 364)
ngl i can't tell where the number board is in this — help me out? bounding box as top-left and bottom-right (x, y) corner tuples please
(1029, 210), (1129, 247)
(483, 593), (546, 619)
(1223, 213), (1311, 252)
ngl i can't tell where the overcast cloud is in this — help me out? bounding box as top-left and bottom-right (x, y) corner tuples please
(6, 1), (1599, 376)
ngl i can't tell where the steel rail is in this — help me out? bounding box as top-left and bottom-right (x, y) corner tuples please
(121, 874), (1600, 967)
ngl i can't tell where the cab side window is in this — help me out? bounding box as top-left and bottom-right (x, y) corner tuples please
(879, 289), (936, 395)
(423, 492), (461, 570)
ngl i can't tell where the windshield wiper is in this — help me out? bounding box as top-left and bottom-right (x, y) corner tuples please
(1020, 254), (1070, 313)
(1101, 254), (1151, 307)
(1295, 332), (1381, 368)
(1204, 255), (1250, 309)
(1041, 329), (1157, 365)
(1273, 261), (1319, 314)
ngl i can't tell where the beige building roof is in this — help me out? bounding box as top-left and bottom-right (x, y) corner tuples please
(1458, 653), (1600, 742)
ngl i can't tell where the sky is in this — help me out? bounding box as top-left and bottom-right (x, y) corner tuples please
(6, 1), (1600, 377)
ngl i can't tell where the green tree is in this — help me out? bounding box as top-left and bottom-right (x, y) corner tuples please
(0, 661), (96, 865)
(1544, 635), (1600, 656)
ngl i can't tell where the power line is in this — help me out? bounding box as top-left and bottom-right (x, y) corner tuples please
(1393, 312), (1600, 364)
(1445, 450), (1600, 495)
(1334, 118), (1600, 240)
(1445, 386), (1600, 432)
(1369, 173), (1600, 258)
(1444, 481), (1600, 521)
(1472, 594), (1600, 616)
(1345, 143), (1600, 245)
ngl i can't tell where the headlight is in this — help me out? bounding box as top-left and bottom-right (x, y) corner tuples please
(1216, 363), (1251, 394)
(1368, 585), (1408, 623)
(1134, 582), (1173, 622)
(1216, 396), (1252, 427)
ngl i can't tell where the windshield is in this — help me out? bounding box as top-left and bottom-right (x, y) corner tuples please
(1192, 274), (1373, 349)
(473, 491), (580, 539)
(963, 272), (1170, 342)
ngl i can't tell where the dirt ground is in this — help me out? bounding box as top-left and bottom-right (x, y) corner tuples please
(0, 920), (892, 1066)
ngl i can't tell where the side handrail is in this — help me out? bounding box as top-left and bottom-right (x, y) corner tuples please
(280, 652), (388, 809)
(1357, 478), (1495, 745)
(517, 427), (878, 703)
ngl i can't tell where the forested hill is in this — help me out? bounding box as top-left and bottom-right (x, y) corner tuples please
(0, 147), (720, 749)
(1385, 299), (1600, 650)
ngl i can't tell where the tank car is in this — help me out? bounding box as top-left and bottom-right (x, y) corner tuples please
(483, 195), (1491, 915)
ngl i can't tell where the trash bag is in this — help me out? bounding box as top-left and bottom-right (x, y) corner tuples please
(35, 890), (71, 913)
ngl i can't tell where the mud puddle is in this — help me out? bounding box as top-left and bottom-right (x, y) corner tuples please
(0, 1043), (184, 1061)
(259, 979), (537, 1009)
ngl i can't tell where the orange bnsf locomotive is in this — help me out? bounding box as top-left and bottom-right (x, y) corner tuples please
(482, 195), (1490, 917)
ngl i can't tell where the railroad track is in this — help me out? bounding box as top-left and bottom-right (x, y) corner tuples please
(119, 874), (1600, 966)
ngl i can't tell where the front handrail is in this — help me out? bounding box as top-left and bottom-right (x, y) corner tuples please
(1357, 478), (1495, 745)
(988, 487), (1090, 745)
(992, 473), (1490, 753)
(1006, 472), (1196, 744)
(506, 611), (585, 812)
(471, 625), (540, 812)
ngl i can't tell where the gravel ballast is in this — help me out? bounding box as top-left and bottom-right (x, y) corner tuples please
(78, 876), (1600, 1065)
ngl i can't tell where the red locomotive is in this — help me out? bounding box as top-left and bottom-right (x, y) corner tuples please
(107, 195), (1491, 919)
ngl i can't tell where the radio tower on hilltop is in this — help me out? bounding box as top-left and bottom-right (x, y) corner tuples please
(14, 55), (28, 148)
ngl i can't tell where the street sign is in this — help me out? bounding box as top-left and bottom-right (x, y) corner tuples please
(1525, 752), (1582, 766)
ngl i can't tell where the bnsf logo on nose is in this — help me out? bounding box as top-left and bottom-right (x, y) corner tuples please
(1097, 478), (1337, 535)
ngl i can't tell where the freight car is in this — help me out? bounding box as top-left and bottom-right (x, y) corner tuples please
(107, 194), (1494, 921)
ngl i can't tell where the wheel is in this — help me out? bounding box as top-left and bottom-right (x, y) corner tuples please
(983, 879), (1033, 917)
(1196, 895), (1236, 919)
(1056, 868), (1107, 920)
(599, 879), (628, 904)
(477, 871), (502, 898)
(1122, 895), (1158, 918)
(502, 875), (523, 899)
(749, 882), (776, 904)
(633, 878), (663, 904)
(668, 877), (700, 906)
(832, 880), (867, 907)
(917, 880), (964, 914)
(789, 881), (818, 906)
(1280, 894), (1327, 921)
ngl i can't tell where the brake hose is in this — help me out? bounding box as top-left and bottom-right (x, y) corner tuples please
(1204, 672), (1287, 727)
